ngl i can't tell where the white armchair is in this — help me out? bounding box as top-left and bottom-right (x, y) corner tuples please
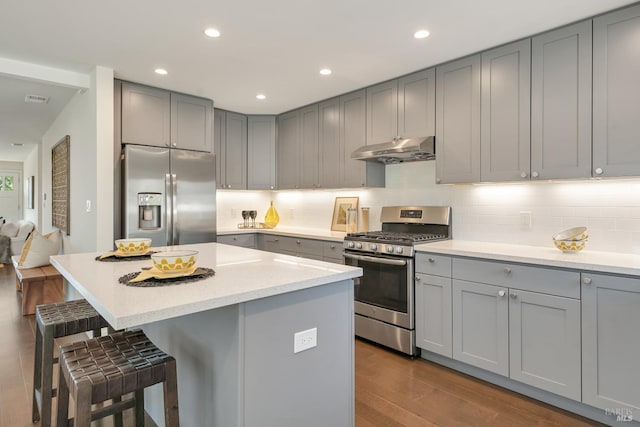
(0, 220), (36, 257)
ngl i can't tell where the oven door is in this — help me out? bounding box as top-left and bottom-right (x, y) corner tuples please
(343, 252), (414, 329)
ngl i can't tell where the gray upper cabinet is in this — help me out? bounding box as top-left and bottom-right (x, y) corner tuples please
(170, 93), (213, 152)
(277, 110), (300, 189)
(582, 272), (640, 415)
(436, 55), (481, 184)
(366, 80), (398, 145)
(341, 90), (384, 188)
(480, 40), (531, 182)
(247, 116), (276, 190)
(593, 4), (640, 178)
(222, 111), (248, 189)
(213, 109), (226, 189)
(300, 105), (320, 188)
(531, 21), (592, 180)
(121, 82), (171, 148)
(318, 98), (341, 188)
(398, 69), (435, 139)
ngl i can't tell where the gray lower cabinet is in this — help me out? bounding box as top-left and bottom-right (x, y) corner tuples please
(581, 272), (640, 414)
(277, 110), (300, 189)
(121, 82), (171, 148)
(247, 116), (276, 190)
(480, 39), (531, 182)
(318, 98), (341, 188)
(217, 234), (257, 249)
(415, 273), (452, 357)
(435, 55), (481, 184)
(170, 93), (213, 152)
(366, 80), (398, 145)
(593, 4), (640, 178)
(452, 279), (509, 376)
(531, 20), (592, 180)
(214, 109), (248, 189)
(257, 234), (342, 263)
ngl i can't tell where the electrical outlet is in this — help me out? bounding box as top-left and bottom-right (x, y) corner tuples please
(520, 211), (532, 229)
(294, 327), (317, 353)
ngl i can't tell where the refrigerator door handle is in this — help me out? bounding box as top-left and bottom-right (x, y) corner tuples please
(172, 173), (178, 244)
(165, 173), (172, 245)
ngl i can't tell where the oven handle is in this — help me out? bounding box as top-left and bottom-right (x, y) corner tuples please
(343, 253), (408, 266)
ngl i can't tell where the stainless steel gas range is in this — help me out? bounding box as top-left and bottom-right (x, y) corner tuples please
(343, 206), (451, 356)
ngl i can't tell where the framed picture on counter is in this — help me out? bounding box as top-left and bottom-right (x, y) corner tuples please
(331, 196), (359, 232)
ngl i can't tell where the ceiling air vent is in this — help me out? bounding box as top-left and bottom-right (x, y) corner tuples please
(25, 94), (49, 104)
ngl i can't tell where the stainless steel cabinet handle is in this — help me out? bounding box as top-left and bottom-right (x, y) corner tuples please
(594, 168), (603, 175)
(343, 253), (408, 266)
(503, 267), (511, 274)
(498, 290), (505, 297)
(520, 171), (527, 179)
(436, 178), (442, 184)
(330, 245), (336, 249)
(583, 277), (592, 285)
(532, 171), (539, 178)
(227, 184), (231, 188)
(428, 257), (435, 263)
(172, 173), (178, 244)
(296, 240), (301, 244)
(510, 293), (517, 299)
(415, 276), (421, 281)
(165, 173), (172, 244)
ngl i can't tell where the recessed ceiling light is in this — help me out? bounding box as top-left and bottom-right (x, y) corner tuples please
(319, 68), (332, 76)
(204, 28), (221, 38)
(154, 68), (168, 75)
(256, 94), (266, 100)
(414, 30), (430, 39)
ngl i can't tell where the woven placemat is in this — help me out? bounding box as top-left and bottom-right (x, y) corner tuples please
(95, 251), (158, 262)
(119, 267), (215, 287)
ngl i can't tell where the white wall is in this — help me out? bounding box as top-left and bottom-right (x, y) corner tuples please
(41, 66), (114, 254)
(217, 161), (640, 254)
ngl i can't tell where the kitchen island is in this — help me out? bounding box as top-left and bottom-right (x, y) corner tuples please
(50, 242), (362, 427)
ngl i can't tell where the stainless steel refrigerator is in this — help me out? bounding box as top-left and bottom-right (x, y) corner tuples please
(122, 144), (216, 245)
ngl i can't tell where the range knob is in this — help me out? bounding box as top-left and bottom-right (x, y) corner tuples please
(356, 242), (363, 249)
(347, 241), (355, 249)
(395, 247), (404, 254)
(370, 244), (378, 251)
(386, 245), (395, 253)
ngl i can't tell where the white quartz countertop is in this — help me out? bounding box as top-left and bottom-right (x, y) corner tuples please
(416, 240), (640, 277)
(50, 243), (361, 330)
(217, 226), (347, 242)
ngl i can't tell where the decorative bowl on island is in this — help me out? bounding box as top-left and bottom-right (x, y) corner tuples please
(115, 238), (152, 254)
(151, 250), (199, 272)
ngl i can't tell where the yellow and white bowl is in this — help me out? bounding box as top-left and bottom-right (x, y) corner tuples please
(553, 227), (588, 241)
(115, 238), (152, 255)
(151, 250), (198, 273)
(553, 238), (587, 253)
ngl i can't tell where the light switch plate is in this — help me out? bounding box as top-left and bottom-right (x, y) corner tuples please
(294, 327), (317, 353)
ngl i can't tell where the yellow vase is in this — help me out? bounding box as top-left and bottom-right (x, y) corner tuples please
(264, 201), (279, 228)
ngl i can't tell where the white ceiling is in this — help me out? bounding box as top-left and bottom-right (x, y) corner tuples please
(0, 0), (636, 160)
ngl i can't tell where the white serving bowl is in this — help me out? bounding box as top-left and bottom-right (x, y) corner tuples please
(553, 226), (588, 241)
(115, 238), (152, 254)
(151, 250), (199, 273)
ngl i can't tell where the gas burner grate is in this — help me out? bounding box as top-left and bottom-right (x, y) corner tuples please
(347, 231), (447, 244)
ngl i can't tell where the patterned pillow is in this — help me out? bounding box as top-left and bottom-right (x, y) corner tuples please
(18, 230), (62, 269)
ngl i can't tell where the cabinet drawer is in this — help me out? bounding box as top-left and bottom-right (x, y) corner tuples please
(322, 241), (343, 260)
(415, 253), (452, 277)
(452, 258), (580, 299)
(278, 237), (324, 257)
(218, 234), (256, 249)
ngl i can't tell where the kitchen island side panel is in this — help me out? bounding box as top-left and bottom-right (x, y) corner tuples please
(141, 279), (354, 427)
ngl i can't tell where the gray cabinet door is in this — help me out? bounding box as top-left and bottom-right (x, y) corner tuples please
(366, 80), (398, 145)
(170, 93), (213, 152)
(224, 112), (247, 189)
(509, 290), (581, 400)
(398, 69), (435, 139)
(300, 105), (319, 188)
(582, 273), (640, 414)
(318, 98), (341, 188)
(248, 116), (276, 190)
(452, 279), (509, 376)
(277, 110), (300, 189)
(121, 82), (170, 147)
(340, 90), (368, 187)
(531, 21), (592, 180)
(213, 109), (226, 189)
(415, 273), (452, 357)
(481, 40), (531, 182)
(593, 5), (640, 177)
(436, 55), (481, 184)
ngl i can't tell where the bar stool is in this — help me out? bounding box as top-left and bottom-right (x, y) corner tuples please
(56, 329), (180, 427)
(32, 299), (111, 427)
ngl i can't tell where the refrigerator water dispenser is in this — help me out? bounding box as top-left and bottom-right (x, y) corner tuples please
(138, 193), (162, 229)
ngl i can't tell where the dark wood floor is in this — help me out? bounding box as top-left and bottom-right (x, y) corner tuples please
(0, 263), (601, 427)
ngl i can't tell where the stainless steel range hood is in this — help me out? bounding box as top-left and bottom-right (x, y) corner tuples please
(351, 136), (435, 164)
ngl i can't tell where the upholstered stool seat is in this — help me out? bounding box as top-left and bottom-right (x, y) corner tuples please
(56, 329), (179, 427)
(32, 299), (111, 427)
